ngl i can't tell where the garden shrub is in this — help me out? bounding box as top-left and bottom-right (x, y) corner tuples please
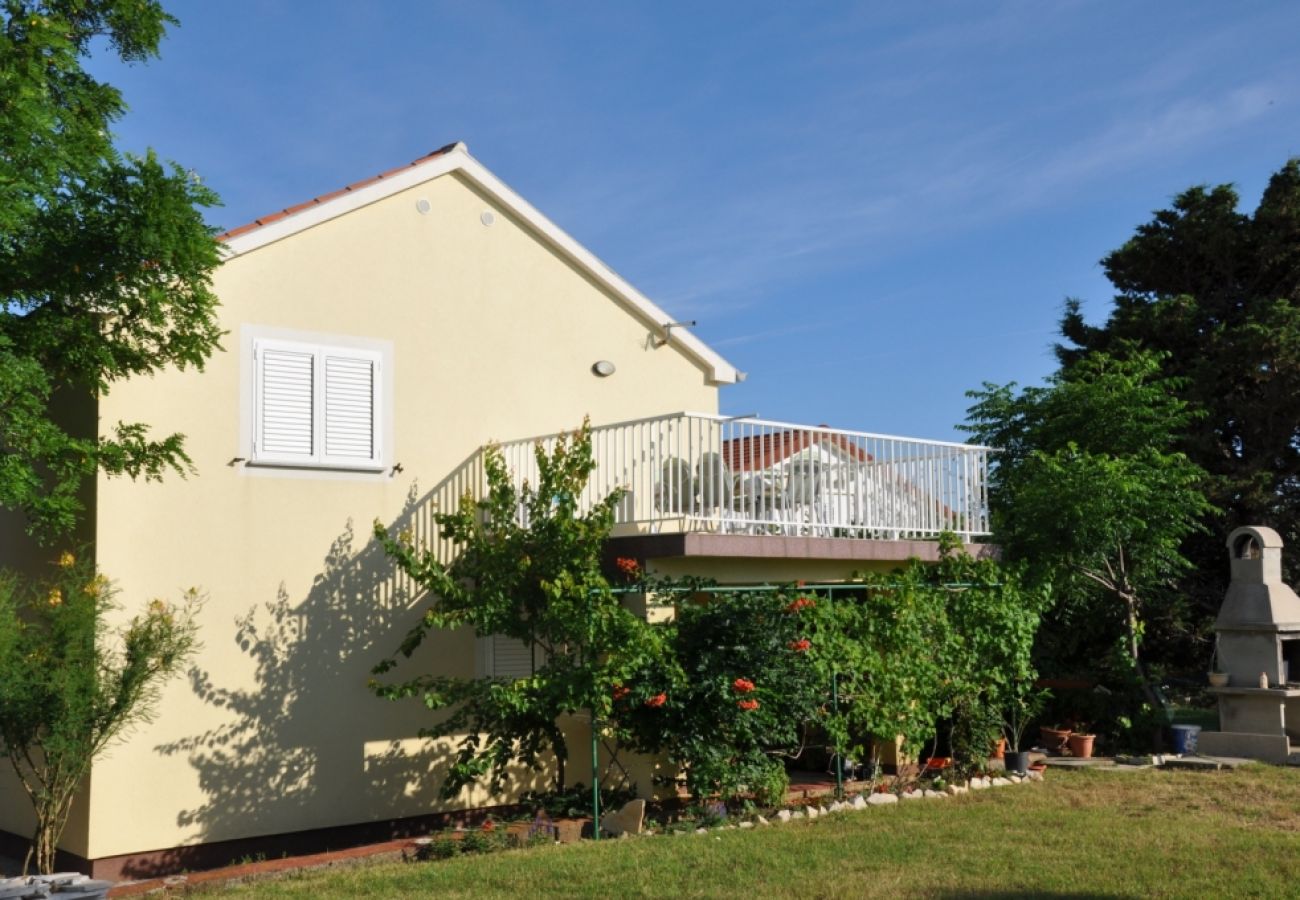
(811, 538), (1048, 776)
(612, 587), (822, 803)
(520, 782), (635, 820)
(0, 553), (200, 873)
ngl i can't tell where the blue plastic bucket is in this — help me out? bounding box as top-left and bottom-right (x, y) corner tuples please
(1170, 724), (1202, 754)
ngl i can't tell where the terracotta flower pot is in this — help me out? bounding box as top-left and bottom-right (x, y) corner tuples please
(992, 737), (1007, 760)
(553, 818), (589, 843)
(1067, 733), (1095, 759)
(1208, 672), (1230, 688)
(1039, 726), (1070, 752)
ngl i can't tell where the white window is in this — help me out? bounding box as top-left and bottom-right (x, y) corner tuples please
(251, 337), (383, 470)
(477, 634), (537, 680)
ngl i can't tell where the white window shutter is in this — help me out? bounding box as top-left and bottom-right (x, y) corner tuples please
(490, 635), (535, 680)
(256, 345), (315, 461)
(322, 351), (380, 466)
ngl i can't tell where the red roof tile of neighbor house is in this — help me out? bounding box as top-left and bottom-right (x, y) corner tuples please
(216, 142), (463, 242)
(723, 429), (872, 473)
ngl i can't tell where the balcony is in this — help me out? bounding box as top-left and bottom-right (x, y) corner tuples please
(495, 412), (991, 543)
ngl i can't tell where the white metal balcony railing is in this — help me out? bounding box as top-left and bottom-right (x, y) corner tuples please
(495, 412), (992, 542)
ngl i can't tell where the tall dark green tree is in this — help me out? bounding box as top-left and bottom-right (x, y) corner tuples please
(1, 0), (223, 542)
(1059, 159), (1300, 607)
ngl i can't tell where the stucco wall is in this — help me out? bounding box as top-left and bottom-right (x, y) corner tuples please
(81, 170), (719, 859)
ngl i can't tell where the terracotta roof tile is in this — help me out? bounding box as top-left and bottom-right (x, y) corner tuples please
(723, 430), (872, 472)
(217, 143), (462, 242)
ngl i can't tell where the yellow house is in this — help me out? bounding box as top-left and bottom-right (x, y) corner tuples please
(0, 143), (991, 878)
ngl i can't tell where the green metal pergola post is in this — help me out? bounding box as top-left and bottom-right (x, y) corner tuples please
(828, 586), (842, 799)
(590, 593), (601, 841)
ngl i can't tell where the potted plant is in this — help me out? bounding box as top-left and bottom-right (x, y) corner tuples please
(1002, 687), (1047, 775)
(1038, 723), (1071, 752)
(1067, 727), (1096, 759)
(1209, 643), (1230, 687)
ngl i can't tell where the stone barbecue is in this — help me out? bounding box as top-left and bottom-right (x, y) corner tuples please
(1197, 526), (1300, 763)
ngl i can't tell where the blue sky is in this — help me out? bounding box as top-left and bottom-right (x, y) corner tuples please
(91, 1), (1300, 441)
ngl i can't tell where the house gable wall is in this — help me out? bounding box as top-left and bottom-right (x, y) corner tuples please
(79, 168), (720, 860)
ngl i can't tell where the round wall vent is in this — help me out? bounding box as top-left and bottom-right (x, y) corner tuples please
(415, 198), (431, 215)
(480, 210), (496, 226)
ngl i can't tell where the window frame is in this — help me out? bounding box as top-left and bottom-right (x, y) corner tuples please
(250, 336), (385, 472)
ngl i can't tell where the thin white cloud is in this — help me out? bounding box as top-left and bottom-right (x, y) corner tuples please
(712, 321), (831, 348)
(1015, 82), (1282, 202)
(587, 69), (1291, 324)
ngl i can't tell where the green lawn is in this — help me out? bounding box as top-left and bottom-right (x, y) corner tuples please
(200, 766), (1300, 898)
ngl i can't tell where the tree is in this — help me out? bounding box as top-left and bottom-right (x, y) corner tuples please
(1058, 158), (1300, 599)
(0, 553), (200, 874)
(371, 423), (660, 798)
(0, 1), (215, 873)
(1, 0), (223, 542)
(964, 351), (1212, 709)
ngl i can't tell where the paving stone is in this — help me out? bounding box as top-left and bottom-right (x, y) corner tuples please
(756, 815), (770, 826)
(805, 805), (819, 819)
(946, 784), (969, 796)
(1007, 774), (1023, 784)
(991, 777), (1012, 787)
(970, 779), (990, 790)
(867, 792), (898, 806)
(901, 790), (923, 800)
(790, 810), (805, 820)
(739, 821), (754, 829)
(1027, 770), (1043, 781)
(851, 795), (868, 810)
(776, 809), (793, 822)
(1162, 755), (1251, 771)
(922, 789), (946, 799)
(695, 828), (708, 835)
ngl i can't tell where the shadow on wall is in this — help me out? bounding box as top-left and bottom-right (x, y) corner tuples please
(143, 455), (553, 879)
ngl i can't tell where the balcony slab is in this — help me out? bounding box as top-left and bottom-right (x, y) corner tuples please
(607, 532), (996, 566)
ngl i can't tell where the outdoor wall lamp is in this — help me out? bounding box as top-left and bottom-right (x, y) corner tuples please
(652, 320), (697, 348)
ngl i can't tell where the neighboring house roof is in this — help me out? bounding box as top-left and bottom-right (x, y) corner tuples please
(723, 428), (871, 473)
(217, 142), (742, 386)
(723, 430), (955, 520)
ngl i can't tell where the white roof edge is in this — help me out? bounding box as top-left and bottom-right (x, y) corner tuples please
(220, 144), (743, 386)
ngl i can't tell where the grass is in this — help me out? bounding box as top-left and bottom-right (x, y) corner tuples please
(199, 765), (1300, 898)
